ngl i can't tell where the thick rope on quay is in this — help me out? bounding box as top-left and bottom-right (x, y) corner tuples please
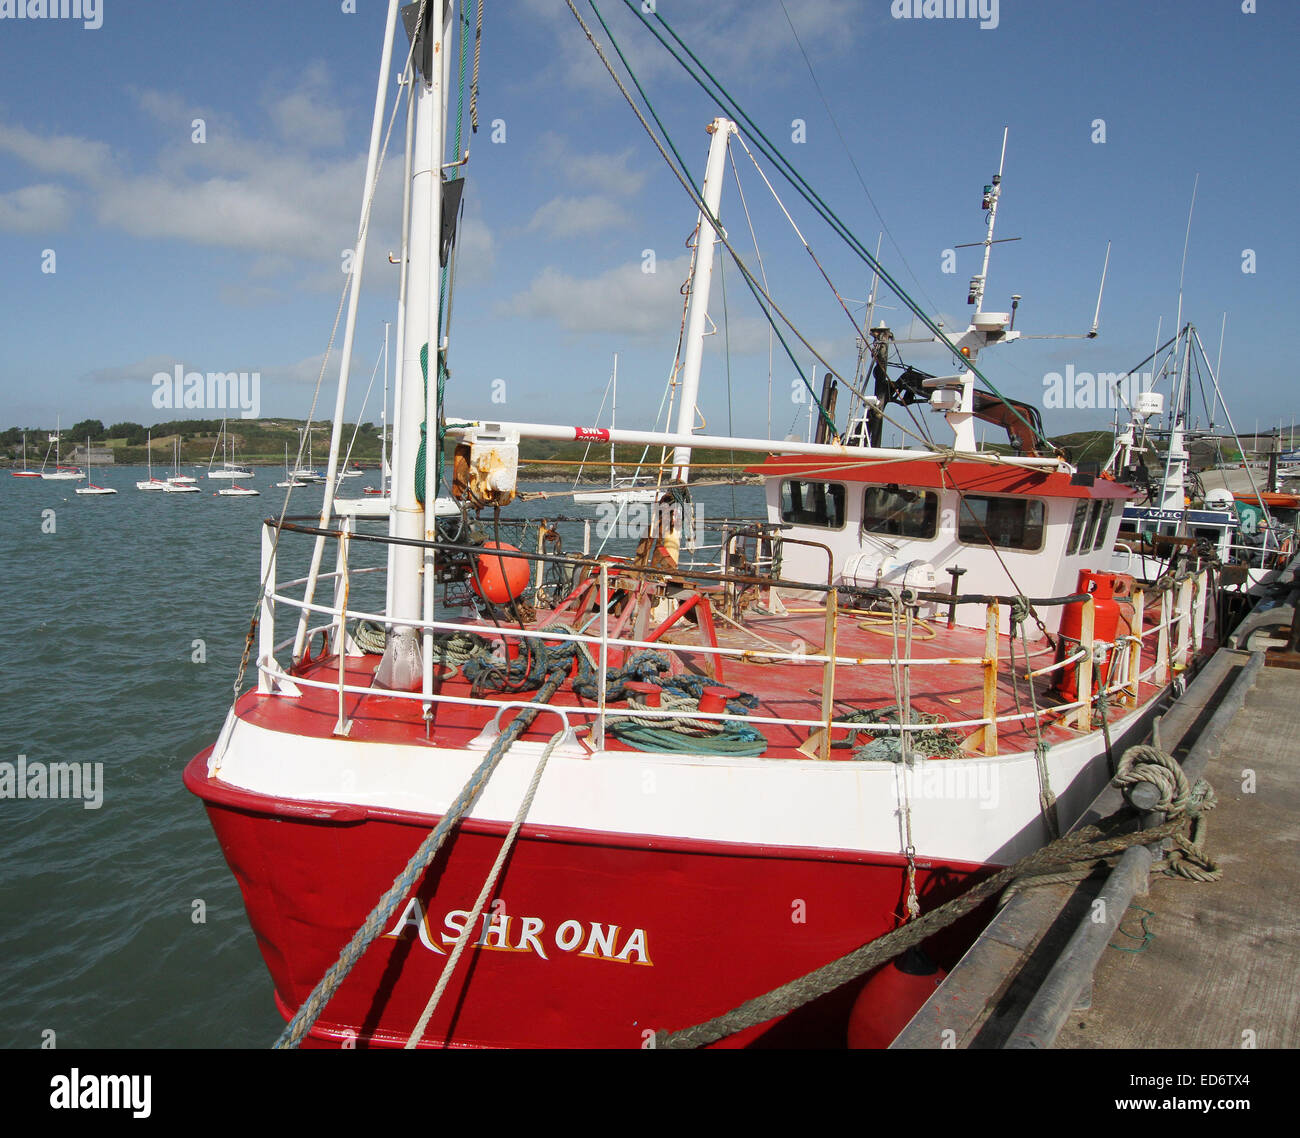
(273, 666), (569, 1050)
(1112, 744), (1221, 882)
(654, 744), (1218, 1049)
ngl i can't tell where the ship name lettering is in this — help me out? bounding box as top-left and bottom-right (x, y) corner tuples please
(382, 900), (650, 965)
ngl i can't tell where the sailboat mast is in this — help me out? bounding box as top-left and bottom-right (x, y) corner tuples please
(671, 118), (738, 484)
(610, 354), (618, 488)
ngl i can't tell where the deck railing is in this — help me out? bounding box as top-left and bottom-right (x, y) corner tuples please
(253, 516), (1210, 760)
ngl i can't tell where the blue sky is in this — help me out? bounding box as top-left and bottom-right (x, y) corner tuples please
(1, 0), (1296, 446)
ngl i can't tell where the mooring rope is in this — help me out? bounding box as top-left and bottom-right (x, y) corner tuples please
(653, 745), (1217, 1049)
(273, 666), (569, 1050)
(404, 728), (565, 1048)
(1112, 743), (1221, 881)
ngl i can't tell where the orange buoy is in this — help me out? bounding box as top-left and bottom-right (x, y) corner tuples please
(472, 542), (530, 604)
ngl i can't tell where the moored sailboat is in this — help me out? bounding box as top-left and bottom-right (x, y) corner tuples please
(39, 418), (84, 481)
(74, 436), (117, 495)
(207, 419), (255, 480)
(136, 430), (168, 490)
(11, 432), (40, 477)
(161, 438), (200, 493)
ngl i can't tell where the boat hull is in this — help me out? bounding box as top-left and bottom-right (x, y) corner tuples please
(186, 752), (990, 1049)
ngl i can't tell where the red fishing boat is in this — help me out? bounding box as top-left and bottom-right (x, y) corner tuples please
(187, 0), (1210, 1048)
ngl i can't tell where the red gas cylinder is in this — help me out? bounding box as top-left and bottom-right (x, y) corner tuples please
(846, 948), (947, 1049)
(471, 542), (530, 604)
(1055, 570), (1124, 702)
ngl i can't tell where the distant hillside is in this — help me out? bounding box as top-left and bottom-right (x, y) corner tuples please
(16, 418), (1233, 477)
(1049, 430), (1114, 465)
(0, 418), (764, 479)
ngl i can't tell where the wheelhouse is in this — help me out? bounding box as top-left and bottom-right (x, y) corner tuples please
(752, 455), (1134, 633)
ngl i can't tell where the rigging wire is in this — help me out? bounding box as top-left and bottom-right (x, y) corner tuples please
(616, 0), (1054, 454)
(582, 0), (839, 437)
(775, 0), (944, 319)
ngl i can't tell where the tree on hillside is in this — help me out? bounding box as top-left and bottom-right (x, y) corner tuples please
(108, 421), (147, 445)
(68, 419), (105, 441)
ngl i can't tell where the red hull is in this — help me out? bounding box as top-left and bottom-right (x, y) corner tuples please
(186, 752), (991, 1048)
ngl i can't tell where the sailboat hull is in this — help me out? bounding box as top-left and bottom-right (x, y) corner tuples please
(571, 489), (661, 506)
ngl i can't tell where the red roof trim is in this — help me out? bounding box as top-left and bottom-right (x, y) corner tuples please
(747, 456), (1135, 500)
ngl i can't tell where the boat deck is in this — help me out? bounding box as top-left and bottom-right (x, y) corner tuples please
(243, 599), (1159, 760)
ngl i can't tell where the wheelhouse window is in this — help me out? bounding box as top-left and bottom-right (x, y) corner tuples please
(1066, 499), (1090, 555)
(1091, 501), (1115, 552)
(957, 495), (1045, 552)
(780, 479), (846, 529)
(862, 485), (938, 539)
(1080, 500), (1104, 552)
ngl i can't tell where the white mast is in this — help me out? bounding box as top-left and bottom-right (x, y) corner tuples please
(381, 320), (390, 495)
(385, 70), (416, 623)
(671, 117), (738, 483)
(968, 128), (1009, 318)
(380, 0), (452, 694)
(610, 354), (618, 488)
(944, 128), (1011, 454)
(1159, 328), (1193, 512)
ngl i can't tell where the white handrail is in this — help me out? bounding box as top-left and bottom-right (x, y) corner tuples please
(255, 523), (1206, 756)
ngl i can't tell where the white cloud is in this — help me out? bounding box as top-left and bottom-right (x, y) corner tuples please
(503, 253), (693, 338)
(0, 121), (112, 180)
(0, 184), (72, 232)
(265, 63), (348, 150)
(516, 0), (863, 94)
(534, 131), (648, 197)
(527, 193), (630, 238)
(0, 58), (391, 278)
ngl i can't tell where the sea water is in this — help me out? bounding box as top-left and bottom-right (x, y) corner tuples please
(0, 469), (762, 1048)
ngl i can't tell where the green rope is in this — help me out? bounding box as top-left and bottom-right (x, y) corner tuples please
(415, 342), (430, 502)
(608, 723), (767, 756)
(1108, 904), (1155, 954)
